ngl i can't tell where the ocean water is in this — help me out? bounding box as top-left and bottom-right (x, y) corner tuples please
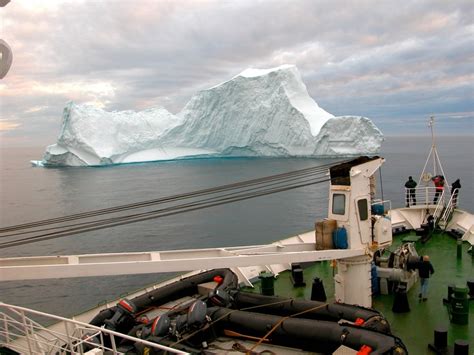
(0, 135), (472, 319)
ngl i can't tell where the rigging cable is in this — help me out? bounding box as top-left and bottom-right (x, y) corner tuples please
(0, 160), (342, 233)
(0, 160), (345, 249)
(1, 172), (329, 238)
(0, 177), (330, 249)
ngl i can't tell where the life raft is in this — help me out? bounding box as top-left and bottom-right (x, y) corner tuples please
(87, 269), (407, 354)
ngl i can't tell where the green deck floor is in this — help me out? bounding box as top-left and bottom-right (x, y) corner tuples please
(242, 232), (473, 354)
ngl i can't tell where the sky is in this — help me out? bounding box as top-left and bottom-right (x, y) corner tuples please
(1, 0), (473, 147)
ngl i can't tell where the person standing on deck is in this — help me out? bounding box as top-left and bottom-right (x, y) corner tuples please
(432, 175), (444, 204)
(404, 176), (417, 207)
(427, 214), (435, 231)
(418, 255), (434, 301)
(451, 179), (461, 207)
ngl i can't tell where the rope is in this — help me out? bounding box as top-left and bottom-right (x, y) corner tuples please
(247, 303), (329, 353)
(168, 298), (300, 349)
(166, 297), (329, 355)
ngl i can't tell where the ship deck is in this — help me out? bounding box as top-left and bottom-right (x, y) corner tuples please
(242, 231), (474, 354)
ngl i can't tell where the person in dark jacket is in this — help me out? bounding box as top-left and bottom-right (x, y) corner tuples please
(451, 179), (461, 207)
(418, 255), (434, 301)
(427, 214), (435, 231)
(404, 176), (417, 207)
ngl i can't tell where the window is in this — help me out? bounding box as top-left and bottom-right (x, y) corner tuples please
(357, 199), (368, 221)
(332, 194), (346, 215)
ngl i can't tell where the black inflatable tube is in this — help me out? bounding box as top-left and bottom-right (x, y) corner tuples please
(234, 291), (382, 323)
(208, 307), (407, 355)
(94, 269), (237, 317)
(131, 269), (237, 311)
(90, 308), (115, 327)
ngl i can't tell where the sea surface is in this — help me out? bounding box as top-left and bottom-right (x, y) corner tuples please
(0, 135), (473, 319)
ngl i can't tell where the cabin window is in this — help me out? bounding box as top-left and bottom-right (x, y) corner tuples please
(332, 194), (346, 215)
(357, 198), (368, 221)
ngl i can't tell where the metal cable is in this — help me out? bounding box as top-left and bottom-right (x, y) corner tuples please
(0, 160), (342, 234)
(1, 171), (329, 238)
(0, 177), (330, 249)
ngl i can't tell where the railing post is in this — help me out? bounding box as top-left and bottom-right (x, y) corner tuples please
(99, 331), (105, 351)
(110, 333), (118, 353)
(64, 320), (75, 354)
(20, 310), (33, 354)
(77, 324), (84, 355)
(2, 313), (10, 344)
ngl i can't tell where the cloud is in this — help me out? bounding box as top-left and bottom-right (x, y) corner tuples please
(23, 105), (49, 114)
(2, 0), (473, 146)
(0, 120), (20, 131)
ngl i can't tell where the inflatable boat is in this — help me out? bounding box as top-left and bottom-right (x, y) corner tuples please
(86, 268), (406, 354)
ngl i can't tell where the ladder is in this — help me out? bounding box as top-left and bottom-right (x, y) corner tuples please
(439, 189), (459, 230)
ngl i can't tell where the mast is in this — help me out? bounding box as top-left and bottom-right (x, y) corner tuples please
(418, 116), (449, 189)
(430, 117), (436, 176)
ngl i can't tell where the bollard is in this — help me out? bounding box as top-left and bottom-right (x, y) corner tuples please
(392, 283), (410, 313)
(311, 277), (327, 301)
(453, 339), (469, 355)
(450, 286), (469, 325)
(258, 271), (275, 296)
(291, 263), (301, 272)
(291, 268), (305, 287)
(428, 326), (448, 353)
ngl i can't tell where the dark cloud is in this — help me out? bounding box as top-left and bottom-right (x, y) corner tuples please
(1, 0), (473, 147)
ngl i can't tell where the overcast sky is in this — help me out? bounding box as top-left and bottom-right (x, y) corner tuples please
(1, 0), (473, 147)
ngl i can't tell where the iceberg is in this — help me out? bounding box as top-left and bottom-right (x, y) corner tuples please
(313, 116), (383, 156)
(35, 65), (383, 167)
(36, 104), (203, 166)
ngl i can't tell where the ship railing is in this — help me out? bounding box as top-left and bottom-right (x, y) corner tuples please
(404, 187), (448, 207)
(432, 190), (449, 223)
(0, 302), (188, 354)
(440, 188), (459, 224)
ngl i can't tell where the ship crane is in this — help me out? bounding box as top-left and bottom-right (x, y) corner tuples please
(0, 157), (390, 308)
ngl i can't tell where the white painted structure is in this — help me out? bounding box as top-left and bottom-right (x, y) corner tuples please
(326, 157), (390, 306)
(0, 239), (365, 282)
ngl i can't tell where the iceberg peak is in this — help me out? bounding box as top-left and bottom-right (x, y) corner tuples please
(238, 64), (296, 78)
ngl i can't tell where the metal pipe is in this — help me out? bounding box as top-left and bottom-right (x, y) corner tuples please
(376, 267), (405, 281)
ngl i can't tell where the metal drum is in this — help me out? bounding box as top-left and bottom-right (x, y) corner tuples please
(450, 286), (469, 325)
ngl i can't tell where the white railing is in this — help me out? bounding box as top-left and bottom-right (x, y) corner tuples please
(432, 190), (446, 221)
(404, 187), (449, 207)
(440, 188), (459, 224)
(0, 302), (188, 354)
